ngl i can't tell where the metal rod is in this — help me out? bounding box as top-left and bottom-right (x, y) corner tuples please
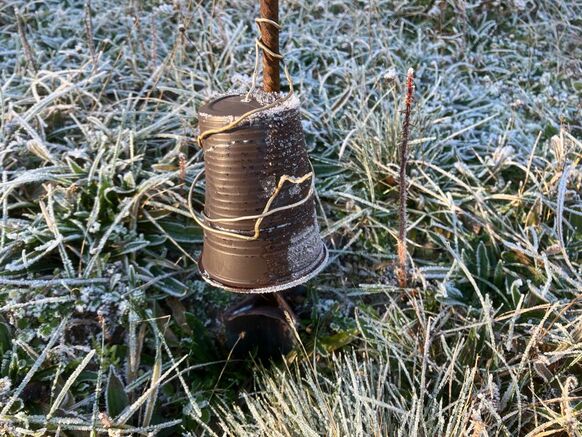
(259, 0), (280, 93)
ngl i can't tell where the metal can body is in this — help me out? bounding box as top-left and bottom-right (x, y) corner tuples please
(197, 94), (327, 292)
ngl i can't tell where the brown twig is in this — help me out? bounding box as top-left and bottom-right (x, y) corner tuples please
(396, 68), (414, 288)
(130, 4), (147, 57)
(259, 0), (280, 92)
(150, 14), (158, 70)
(15, 8), (38, 73)
(84, 0), (96, 66)
(178, 152), (187, 189)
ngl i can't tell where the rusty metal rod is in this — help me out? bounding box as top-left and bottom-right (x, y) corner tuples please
(259, 0), (280, 93)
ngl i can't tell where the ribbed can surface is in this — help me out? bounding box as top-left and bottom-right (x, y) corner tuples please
(197, 94), (327, 292)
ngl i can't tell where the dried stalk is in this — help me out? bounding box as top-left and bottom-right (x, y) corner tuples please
(178, 152), (186, 188)
(150, 14), (158, 70)
(84, 0), (97, 65)
(396, 68), (414, 288)
(15, 9), (38, 73)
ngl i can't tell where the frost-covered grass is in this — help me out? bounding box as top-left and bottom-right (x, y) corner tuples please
(0, 0), (581, 435)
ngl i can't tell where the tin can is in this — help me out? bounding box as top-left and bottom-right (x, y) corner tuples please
(196, 93), (327, 292)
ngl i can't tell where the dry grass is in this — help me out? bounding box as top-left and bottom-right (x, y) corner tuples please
(0, 0), (581, 435)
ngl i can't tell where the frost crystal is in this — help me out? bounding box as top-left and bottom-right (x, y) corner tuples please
(0, 377), (11, 398)
(383, 68), (397, 82)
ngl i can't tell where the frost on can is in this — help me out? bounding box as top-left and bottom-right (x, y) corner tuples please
(196, 93), (328, 293)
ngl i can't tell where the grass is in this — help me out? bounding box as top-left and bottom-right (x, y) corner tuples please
(0, 0), (581, 435)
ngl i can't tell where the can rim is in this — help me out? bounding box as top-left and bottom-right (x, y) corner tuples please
(198, 243), (328, 294)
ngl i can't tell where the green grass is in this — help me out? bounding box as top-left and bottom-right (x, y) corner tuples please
(0, 0), (581, 435)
